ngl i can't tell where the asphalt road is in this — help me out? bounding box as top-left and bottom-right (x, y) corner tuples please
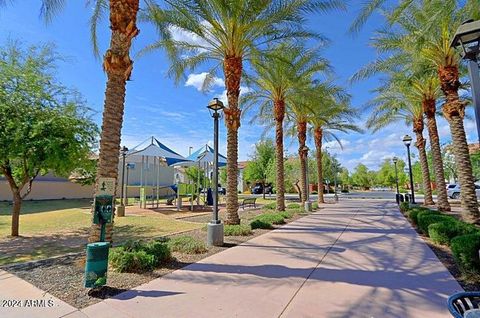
(252, 191), (434, 201)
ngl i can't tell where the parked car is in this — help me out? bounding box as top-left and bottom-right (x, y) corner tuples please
(218, 184), (226, 195)
(446, 183), (480, 199)
(199, 184), (226, 195)
(251, 183), (274, 194)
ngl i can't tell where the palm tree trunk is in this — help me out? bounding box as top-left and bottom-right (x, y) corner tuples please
(439, 65), (479, 223)
(88, 0), (140, 243)
(424, 97), (450, 211)
(414, 129), (434, 205)
(223, 56), (242, 225)
(297, 120), (308, 204)
(274, 99), (285, 211)
(314, 127), (324, 204)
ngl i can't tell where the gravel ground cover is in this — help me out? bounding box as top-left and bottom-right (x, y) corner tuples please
(3, 206), (309, 309)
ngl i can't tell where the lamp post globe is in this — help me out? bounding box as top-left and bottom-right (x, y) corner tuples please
(451, 19), (480, 145)
(402, 135), (416, 204)
(206, 98), (224, 247)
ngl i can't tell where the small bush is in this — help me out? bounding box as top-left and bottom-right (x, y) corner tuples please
(110, 249), (155, 273)
(256, 212), (285, 225)
(250, 219), (273, 229)
(167, 235), (208, 254)
(286, 203), (301, 209)
(279, 210), (295, 219)
(451, 233), (480, 273)
(408, 208), (438, 225)
(399, 202), (410, 213)
(417, 213), (454, 235)
(262, 202), (276, 210)
(312, 202), (319, 210)
(429, 220), (478, 246)
(224, 224), (252, 236)
(109, 240), (171, 273)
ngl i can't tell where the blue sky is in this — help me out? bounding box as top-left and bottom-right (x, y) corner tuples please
(1, 2), (477, 171)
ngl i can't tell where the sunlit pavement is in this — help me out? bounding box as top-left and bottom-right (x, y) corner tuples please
(62, 199), (461, 318)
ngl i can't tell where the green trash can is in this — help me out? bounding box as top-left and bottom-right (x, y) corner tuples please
(84, 242), (110, 288)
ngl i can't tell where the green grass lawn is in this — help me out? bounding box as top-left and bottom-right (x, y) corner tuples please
(0, 199), (202, 265)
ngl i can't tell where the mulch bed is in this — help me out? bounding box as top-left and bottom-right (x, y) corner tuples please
(2, 206), (307, 309)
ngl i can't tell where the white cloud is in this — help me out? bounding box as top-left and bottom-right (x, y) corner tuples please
(169, 25), (211, 53)
(215, 86), (251, 105)
(185, 72), (224, 91)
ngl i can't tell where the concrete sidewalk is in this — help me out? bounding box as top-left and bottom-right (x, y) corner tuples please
(1, 200), (463, 317)
(74, 200), (461, 318)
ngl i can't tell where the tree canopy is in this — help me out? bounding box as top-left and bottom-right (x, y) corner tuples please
(0, 41), (98, 236)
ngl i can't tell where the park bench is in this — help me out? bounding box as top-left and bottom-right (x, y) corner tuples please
(240, 197), (257, 210)
(448, 291), (480, 318)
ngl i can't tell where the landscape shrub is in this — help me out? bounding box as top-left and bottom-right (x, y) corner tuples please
(286, 203), (301, 209)
(255, 212), (285, 225)
(167, 235), (208, 254)
(417, 213), (454, 235)
(408, 208), (438, 225)
(399, 202), (411, 213)
(262, 202), (276, 210)
(429, 220), (478, 246)
(250, 219), (273, 229)
(451, 233), (480, 273)
(312, 202), (319, 210)
(224, 224), (252, 236)
(279, 210), (295, 219)
(109, 240), (171, 273)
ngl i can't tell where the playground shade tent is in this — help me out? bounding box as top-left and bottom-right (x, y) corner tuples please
(121, 137), (191, 208)
(172, 144), (227, 205)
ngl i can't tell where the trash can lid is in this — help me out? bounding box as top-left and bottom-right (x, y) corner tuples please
(87, 242), (110, 248)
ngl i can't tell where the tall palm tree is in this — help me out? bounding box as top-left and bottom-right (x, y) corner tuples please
(419, 1), (478, 221)
(350, 5), (452, 211)
(350, 0), (479, 222)
(365, 73), (435, 205)
(243, 43), (330, 211)
(143, 0), (344, 223)
(308, 95), (361, 204)
(1, 0), (141, 241)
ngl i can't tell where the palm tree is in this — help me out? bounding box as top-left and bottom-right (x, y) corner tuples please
(144, 0), (344, 223)
(350, 5), (452, 211)
(243, 43), (330, 211)
(365, 73), (435, 205)
(1, 1), (141, 241)
(308, 95), (361, 204)
(418, 1), (479, 221)
(350, 0), (479, 222)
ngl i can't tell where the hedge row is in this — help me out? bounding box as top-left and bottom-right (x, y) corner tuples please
(402, 204), (480, 274)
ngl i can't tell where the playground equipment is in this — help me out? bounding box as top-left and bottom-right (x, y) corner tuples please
(119, 137), (191, 210)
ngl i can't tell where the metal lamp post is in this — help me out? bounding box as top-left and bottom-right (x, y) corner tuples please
(302, 146), (312, 212)
(206, 98), (224, 247)
(117, 146), (129, 217)
(451, 19), (480, 145)
(403, 135), (416, 204)
(392, 156), (400, 204)
(333, 158), (338, 203)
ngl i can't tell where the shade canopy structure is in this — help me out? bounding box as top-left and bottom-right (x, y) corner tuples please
(120, 136), (191, 209)
(127, 137), (190, 166)
(173, 144), (227, 167)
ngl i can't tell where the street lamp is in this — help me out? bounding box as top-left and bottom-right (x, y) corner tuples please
(302, 145), (312, 212)
(206, 98), (224, 247)
(451, 19), (480, 145)
(392, 156), (400, 204)
(402, 135), (416, 204)
(117, 146), (129, 217)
